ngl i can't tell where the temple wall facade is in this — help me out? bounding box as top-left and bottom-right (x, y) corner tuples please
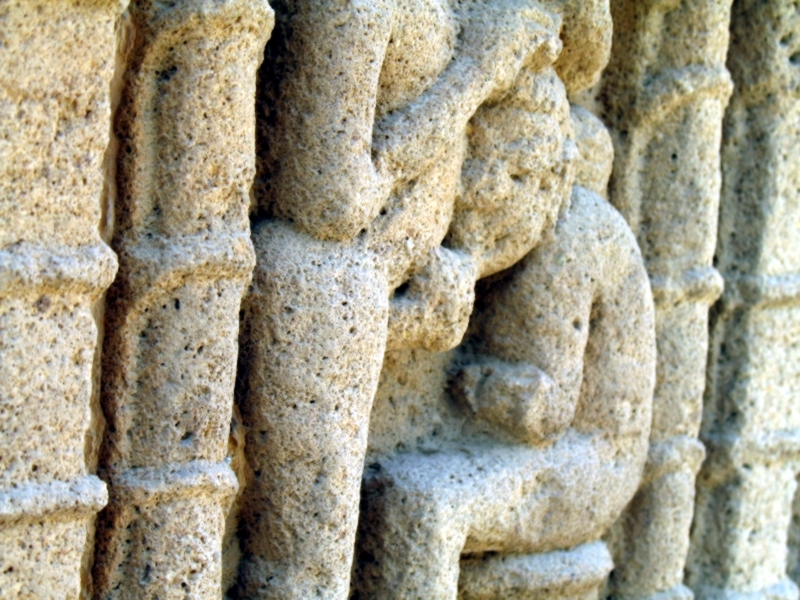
(0, 0), (798, 599)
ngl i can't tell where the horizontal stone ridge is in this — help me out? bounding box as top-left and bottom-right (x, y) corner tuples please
(642, 435), (707, 486)
(0, 475), (107, 524)
(0, 242), (117, 298)
(649, 266), (725, 307)
(703, 429), (800, 472)
(105, 460), (238, 507)
(460, 541), (613, 598)
(721, 273), (800, 309)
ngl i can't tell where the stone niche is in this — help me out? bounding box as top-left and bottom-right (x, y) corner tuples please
(0, 1), (798, 600)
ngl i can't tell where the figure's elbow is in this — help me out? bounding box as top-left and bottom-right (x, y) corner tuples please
(272, 153), (385, 242)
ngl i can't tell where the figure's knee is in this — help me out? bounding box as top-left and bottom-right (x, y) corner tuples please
(355, 470), (469, 599)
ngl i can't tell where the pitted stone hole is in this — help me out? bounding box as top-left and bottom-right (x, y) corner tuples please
(573, 319), (582, 331)
(3, 566), (13, 574)
(791, 51), (800, 66)
(181, 431), (194, 443)
(174, 298), (180, 310)
(394, 281), (410, 298)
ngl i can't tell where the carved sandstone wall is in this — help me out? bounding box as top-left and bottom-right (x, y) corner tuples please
(0, 1), (798, 599)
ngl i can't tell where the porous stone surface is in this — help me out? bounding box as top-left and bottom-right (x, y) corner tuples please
(0, 0), (123, 597)
(0, 0), (799, 599)
(91, 0), (274, 597)
(597, 1), (733, 597)
(356, 92), (656, 599)
(687, 2), (800, 599)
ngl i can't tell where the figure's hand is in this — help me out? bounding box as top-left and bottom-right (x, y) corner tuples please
(451, 360), (574, 445)
(386, 247), (477, 352)
(456, 0), (562, 97)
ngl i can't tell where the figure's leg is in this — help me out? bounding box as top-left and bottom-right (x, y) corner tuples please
(235, 221), (389, 599)
(355, 471), (469, 600)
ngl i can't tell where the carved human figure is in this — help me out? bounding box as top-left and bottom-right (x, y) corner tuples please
(353, 93), (656, 598)
(234, 2), (568, 597)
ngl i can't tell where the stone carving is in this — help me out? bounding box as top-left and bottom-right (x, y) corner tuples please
(233, 1), (578, 597)
(91, 1), (273, 597)
(687, 2), (800, 599)
(1, 0), (799, 598)
(356, 65), (656, 600)
(596, 1), (734, 597)
(0, 0), (123, 596)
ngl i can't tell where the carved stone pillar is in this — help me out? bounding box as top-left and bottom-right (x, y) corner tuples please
(92, 1), (273, 597)
(598, 2), (733, 598)
(686, 2), (800, 599)
(0, 0), (124, 596)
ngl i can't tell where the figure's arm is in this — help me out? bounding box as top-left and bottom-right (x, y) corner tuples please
(373, 0), (562, 182)
(451, 193), (594, 445)
(266, 0), (394, 241)
(386, 247), (477, 352)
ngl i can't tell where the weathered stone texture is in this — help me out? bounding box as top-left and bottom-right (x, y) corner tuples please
(0, 0), (799, 598)
(0, 0), (124, 597)
(91, 1), (273, 597)
(687, 2), (800, 599)
(597, 1), (733, 598)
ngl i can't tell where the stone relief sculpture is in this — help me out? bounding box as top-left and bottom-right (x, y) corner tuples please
(92, 1), (274, 597)
(0, 1), (123, 596)
(1, 0), (799, 598)
(356, 62), (656, 600)
(234, 1), (570, 597)
(359, 101), (655, 598)
(688, 2), (800, 599)
(597, 1), (734, 598)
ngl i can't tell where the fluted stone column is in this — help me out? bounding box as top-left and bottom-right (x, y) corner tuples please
(0, 0), (125, 597)
(598, 2), (733, 598)
(687, 2), (800, 599)
(92, 1), (273, 597)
